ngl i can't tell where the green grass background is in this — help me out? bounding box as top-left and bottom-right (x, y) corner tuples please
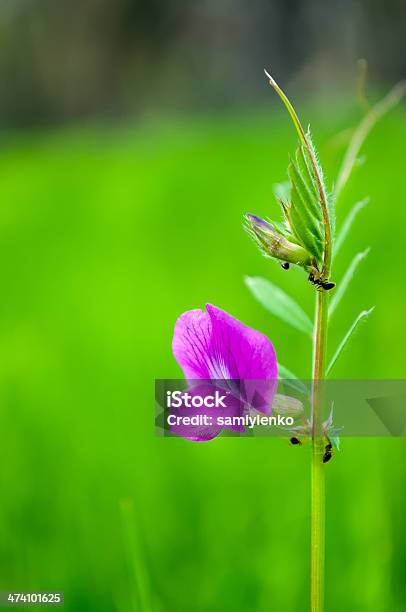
(0, 103), (405, 610)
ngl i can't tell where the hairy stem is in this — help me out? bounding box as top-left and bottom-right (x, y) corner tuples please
(263, 70), (336, 611)
(311, 289), (328, 612)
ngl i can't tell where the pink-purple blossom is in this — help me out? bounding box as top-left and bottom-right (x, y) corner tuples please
(171, 304), (278, 440)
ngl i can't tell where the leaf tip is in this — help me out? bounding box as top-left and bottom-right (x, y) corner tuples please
(263, 68), (275, 85)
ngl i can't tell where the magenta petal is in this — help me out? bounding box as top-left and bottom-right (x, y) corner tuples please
(205, 304), (277, 381)
(172, 304), (278, 415)
(206, 304), (278, 414)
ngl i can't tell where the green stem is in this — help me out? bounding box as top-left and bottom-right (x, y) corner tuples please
(311, 289), (328, 612)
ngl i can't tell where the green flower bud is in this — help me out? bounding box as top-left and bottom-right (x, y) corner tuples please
(245, 214), (313, 268)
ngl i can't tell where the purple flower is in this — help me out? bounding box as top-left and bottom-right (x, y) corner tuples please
(171, 304), (278, 440)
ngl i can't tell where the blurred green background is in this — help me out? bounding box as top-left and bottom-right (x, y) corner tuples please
(0, 1), (405, 611)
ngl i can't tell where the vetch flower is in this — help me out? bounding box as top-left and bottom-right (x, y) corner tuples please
(171, 304), (278, 440)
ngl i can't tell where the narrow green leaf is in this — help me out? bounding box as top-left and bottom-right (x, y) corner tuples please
(245, 276), (313, 336)
(307, 129), (336, 240)
(277, 363), (308, 395)
(327, 192), (336, 238)
(294, 147), (321, 220)
(264, 69), (307, 146)
(278, 363), (299, 379)
(305, 128), (325, 185)
(329, 248), (370, 316)
(327, 307), (375, 375)
(334, 198), (369, 259)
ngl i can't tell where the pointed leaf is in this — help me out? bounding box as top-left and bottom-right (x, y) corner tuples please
(329, 248), (370, 316)
(334, 198), (369, 259)
(327, 192), (336, 238)
(293, 147), (321, 221)
(327, 307), (375, 375)
(277, 363), (299, 379)
(306, 127), (335, 234)
(264, 69), (307, 147)
(305, 128), (326, 193)
(245, 276), (313, 336)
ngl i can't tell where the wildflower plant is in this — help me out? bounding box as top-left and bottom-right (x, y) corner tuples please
(243, 69), (405, 612)
(171, 65), (405, 611)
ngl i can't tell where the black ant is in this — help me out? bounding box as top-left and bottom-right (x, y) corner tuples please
(322, 440), (333, 463)
(280, 263), (335, 293)
(308, 272), (335, 291)
(290, 436), (334, 462)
